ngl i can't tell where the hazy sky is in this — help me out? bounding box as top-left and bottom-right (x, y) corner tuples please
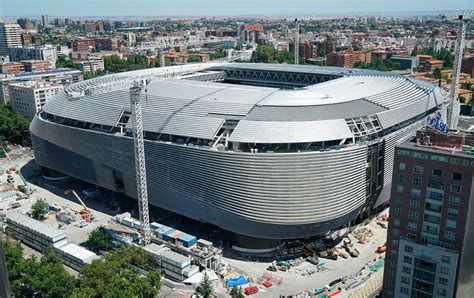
(0, 0), (472, 17)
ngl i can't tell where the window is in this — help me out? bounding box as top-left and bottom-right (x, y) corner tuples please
(437, 288), (447, 296)
(431, 155), (449, 163)
(403, 256), (413, 264)
(408, 211), (419, 220)
(452, 172), (463, 181)
(445, 231), (455, 240)
(398, 174), (405, 182)
(440, 266), (449, 275)
(433, 169), (443, 178)
(400, 287), (409, 295)
(394, 218), (401, 226)
(412, 177), (422, 185)
(397, 186), (404, 193)
(394, 208), (401, 215)
(398, 150), (410, 157)
(393, 229), (400, 236)
(449, 196), (460, 205)
(428, 179), (444, 190)
(412, 152), (429, 159)
(411, 188), (421, 198)
(447, 208), (458, 216)
(399, 162), (407, 170)
(441, 256), (450, 264)
(392, 239), (399, 247)
(402, 266), (411, 274)
(408, 222), (417, 231)
(413, 165), (424, 174)
(410, 199), (420, 208)
(406, 233), (416, 240)
(426, 191), (443, 201)
(391, 250), (398, 256)
(446, 220), (456, 229)
(401, 276), (411, 285)
(395, 197), (403, 204)
(405, 245), (413, 253)
(451, 184), (461, 193)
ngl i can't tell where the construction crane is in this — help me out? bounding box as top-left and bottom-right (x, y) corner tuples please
(294, 18), (300, 65)
(130, 80), (151, 245)
(64, 189), (94, 222)
(447, 14), (469, 129)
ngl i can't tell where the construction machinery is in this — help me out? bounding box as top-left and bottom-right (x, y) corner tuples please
(447, 14), (469, 128)
(64, 189), (94, 222)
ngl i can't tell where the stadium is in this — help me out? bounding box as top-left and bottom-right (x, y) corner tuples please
(30, 63), (449, 253)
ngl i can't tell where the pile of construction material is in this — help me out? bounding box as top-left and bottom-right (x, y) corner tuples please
(353, 227), (374, 244)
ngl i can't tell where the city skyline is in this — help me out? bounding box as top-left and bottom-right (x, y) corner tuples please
(0, 0), (472, 18)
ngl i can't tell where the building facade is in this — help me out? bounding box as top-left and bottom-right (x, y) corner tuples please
(326, 48), (362, 68)
(9, 81), (63, 117)
(75, 57), (105, 74)
(0, 22), (22, 57)
(383, 127), (474, 298)
(9, 45), (57, 69)
(0, 68), (82, 103)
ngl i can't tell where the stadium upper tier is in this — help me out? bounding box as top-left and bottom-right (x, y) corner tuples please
(44, 63), (446, 147)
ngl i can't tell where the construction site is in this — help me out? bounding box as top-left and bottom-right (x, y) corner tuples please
(0, 141), (391, 297)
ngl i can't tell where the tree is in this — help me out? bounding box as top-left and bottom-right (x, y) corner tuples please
(31, 198), (48, 220)
(0, 104), (32, 146)
(433, 67), (442, 79)
(3, 239), (24, 281)
(230, 286), (245, 298)
(13, 250), (77, 297)
(56, 54), (78, 69)
(195, 271), (214, 298)
(88, 226), (112, 252)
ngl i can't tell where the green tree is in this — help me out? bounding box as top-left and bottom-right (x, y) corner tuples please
(230, 286), (245, 298)
(0, 104), (32, 146)
(14, 250), (76, 297)
(3, 239), (24, 281)
(433, 67), (442, 79)
(31, 198), (48, 220)
(195, 272), (214, 298)
(88, 226), (112, 252)
(56, 54), (78, 69)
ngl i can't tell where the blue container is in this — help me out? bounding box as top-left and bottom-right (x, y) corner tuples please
(162, 228), (177, 241)
(177, 233), (197, 247)
(156, 226), (174, 239)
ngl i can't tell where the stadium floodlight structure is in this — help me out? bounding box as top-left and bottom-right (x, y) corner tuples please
(448, 14), (469, 128)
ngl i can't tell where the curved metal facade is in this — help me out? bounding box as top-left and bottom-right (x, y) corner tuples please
(31, 115), (367, 239)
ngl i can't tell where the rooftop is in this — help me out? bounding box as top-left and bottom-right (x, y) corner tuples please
(6, 212), (67, 241)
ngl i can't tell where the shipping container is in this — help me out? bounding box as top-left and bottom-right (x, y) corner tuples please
(177, 233), (197, 247)
(161, 228), (177, 241)
(156, 226), (174, 239)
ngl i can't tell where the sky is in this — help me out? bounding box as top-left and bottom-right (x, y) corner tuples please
(0, 0), (472, 18)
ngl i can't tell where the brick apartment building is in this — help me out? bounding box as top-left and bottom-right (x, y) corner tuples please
(382, 126), (474, 298)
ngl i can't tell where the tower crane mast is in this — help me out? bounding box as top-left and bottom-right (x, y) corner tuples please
(448, 14), (469, 128)
(130, 80), (151, 245)
(294, 18), (300, 65)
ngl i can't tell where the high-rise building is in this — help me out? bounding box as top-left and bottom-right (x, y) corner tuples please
(17, 18), (32, 30)
(8, 81), (63, 118)
(65, 18), (72, 25)
(75, 57), (104, 74)
(41, 15), (49, 26)
(83, 22), (96, 33)
(0, 22), (22, 57)
(382, 126), (474, 298)
(9, 45), (57, 69)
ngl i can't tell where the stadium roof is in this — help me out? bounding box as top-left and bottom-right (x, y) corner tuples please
(43, 63), (446, 144)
